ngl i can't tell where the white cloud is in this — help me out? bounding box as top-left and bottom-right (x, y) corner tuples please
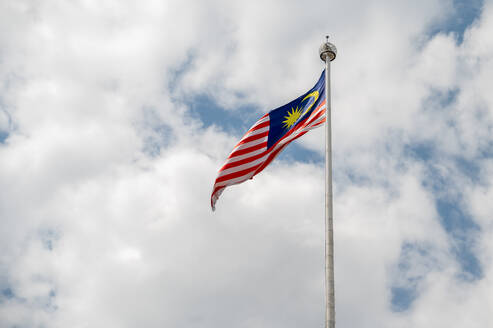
(0, 0), (492, 327)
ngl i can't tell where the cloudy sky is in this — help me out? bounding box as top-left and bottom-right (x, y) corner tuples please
(0, 0), (492, 327)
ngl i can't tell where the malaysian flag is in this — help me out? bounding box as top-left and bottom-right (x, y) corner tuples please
(211, 70), (326, 210)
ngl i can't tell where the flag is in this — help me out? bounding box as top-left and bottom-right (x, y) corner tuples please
(211, 70), (326, 210)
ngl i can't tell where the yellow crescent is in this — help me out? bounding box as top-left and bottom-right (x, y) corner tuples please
(300, 91), (319, 118)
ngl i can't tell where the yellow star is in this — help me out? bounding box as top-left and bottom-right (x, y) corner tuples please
(282, 106), (302, 129)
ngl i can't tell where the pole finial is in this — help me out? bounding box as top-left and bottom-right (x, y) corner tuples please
(319, 36), (337, 62)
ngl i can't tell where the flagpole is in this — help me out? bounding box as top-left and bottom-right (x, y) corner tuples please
(320, 36), (337, 328)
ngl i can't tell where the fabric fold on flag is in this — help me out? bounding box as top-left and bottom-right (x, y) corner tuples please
(211, 70), (326, 210)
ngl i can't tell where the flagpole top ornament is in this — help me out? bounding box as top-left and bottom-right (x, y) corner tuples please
(319, 35), (337, 62)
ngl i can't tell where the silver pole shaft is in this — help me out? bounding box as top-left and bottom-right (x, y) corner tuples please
(325, 58), (335, 328)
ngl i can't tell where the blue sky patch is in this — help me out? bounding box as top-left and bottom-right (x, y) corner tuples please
(184, 93), (259, 136)
(435, 198), (483, 280)
(0, 131), (7, 144)
(403, 140), (484, 281)
(139, 107), (175, 157)
(0, 107), (11, 144)
(276, 142), (323, 164)
(1, 287), (13, 301)
(428, 0), (483, 43)
(390, 242), (432, 312)
(391, 286), (417, 312)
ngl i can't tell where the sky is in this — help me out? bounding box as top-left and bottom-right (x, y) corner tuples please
(0, 0), (492, 327)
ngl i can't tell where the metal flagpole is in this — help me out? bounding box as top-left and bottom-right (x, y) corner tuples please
(319, 36), (337, 328)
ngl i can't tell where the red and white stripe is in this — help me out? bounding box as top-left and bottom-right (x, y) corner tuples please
(211, 100), (326, 210)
